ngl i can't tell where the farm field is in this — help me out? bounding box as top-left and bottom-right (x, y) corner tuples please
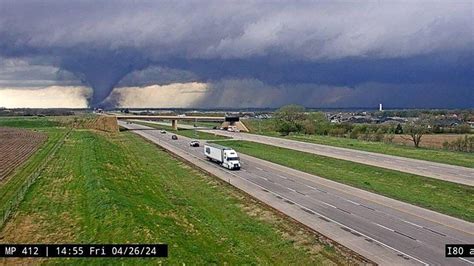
(0, 127), (47, 180)
(391, 134), (470, 148)
(0, 117), (68, 228)
(242, 119), (474, 168)
(0, 116), (61, 128)
(214, 140), (474, 222)
(0, 117), (351, 265)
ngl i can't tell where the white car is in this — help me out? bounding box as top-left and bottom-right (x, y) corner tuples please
(190, 140), (200, 147)
(160, 130), (166, 134)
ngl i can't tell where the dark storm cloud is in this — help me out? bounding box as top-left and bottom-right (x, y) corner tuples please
(116, 66), (199, 87)
(0, 0), (473, 107)
(0, 57), (81, 87)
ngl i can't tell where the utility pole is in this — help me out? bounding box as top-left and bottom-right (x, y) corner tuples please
(258, 116), (261, 134)
(194, 117), (198, 139)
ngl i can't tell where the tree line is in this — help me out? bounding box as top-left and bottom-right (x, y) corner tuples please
(273, 105), (472, 150)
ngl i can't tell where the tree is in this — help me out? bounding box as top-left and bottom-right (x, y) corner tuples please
(349, 124), (367, 139)
(302, 119), (316, 134)
(309, 112), (331, 135)
(394, 123), (403, 134)
(274, 105), (307, 135)
(402, 120), (430, 148)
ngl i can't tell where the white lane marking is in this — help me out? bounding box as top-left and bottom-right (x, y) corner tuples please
(128, 125), (429, 265)
(374, 222), (395, 232)
(459, 257), (474, 265)
(287, 187), (297, 192)
(276, 174), (288, 179)
(322, 202), (337, 209)
(247, 154), (465, 242)
(238, 177), (428, 265)
(345, 199), (361, 206)
(402, 219), (423, 228)
(256, 167), (263, 171)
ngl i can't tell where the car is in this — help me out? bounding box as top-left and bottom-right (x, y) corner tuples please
(171, 134), (178, 140)
(189, 140), (200, 147)
(160, 130), (166, 134)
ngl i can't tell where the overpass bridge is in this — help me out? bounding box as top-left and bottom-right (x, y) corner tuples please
(114, 115), (248, 131)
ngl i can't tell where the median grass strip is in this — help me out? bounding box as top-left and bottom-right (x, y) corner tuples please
(288, 134), (474, 168)
(214, 140), (474, 222)
(132, 120), (229, 140)
(0, 129), (351, 265)
(242, 119), (474, 168)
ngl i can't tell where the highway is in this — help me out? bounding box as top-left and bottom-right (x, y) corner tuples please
(134, 120), (474, 186)
(202, 130), (474, 186)
(121, 121), (474, 265)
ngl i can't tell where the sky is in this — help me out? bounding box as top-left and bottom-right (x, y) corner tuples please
(0, 0), (473, 109)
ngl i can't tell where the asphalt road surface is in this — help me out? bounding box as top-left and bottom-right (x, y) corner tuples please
(135, 120), (473, 186)
(202, 130), (474, 186)
(121, 121), (474, 265)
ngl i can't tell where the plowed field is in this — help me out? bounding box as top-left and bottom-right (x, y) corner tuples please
(0, 127), (47, 180)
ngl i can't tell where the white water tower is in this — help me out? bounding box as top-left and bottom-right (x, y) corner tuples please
(379, 103), (383, 111)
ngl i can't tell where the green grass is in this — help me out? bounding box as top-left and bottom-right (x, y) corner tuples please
(242, 119), (276, 134)
(287, 134), (474, 168)
(242, 119), (474, 168)
(0, 128), (66, 212)
(0, 129), (348, 265)
(214, 140), (474, 222)
(133, 121), (229, 140)
(0, 117), (67, 214)
(0, 116), (61, 128)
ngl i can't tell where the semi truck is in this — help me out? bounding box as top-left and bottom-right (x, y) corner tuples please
(204, 143), (241, 170)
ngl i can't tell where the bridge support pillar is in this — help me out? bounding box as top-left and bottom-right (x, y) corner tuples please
(171, 119), (178, 130)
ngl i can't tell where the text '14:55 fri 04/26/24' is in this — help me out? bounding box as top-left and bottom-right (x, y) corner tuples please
(0, 244), (168, 257)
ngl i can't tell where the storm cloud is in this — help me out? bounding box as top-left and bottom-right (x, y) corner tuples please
(0, 1), (473, 107)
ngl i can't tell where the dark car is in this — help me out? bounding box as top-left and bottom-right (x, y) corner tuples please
(171, 134), (178, 140)
(189, 140), (200, 147)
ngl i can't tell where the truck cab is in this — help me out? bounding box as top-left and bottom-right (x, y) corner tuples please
(222, 150), (241, 170)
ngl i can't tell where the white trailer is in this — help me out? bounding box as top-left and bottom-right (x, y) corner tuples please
(204, 143), (241, 170)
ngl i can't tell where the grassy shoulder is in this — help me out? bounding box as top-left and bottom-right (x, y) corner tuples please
(133, 121), (230, 140)
(214, 140), (474, 222)
(242, 119), (474, 168)
(0, 129), (351, 265)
